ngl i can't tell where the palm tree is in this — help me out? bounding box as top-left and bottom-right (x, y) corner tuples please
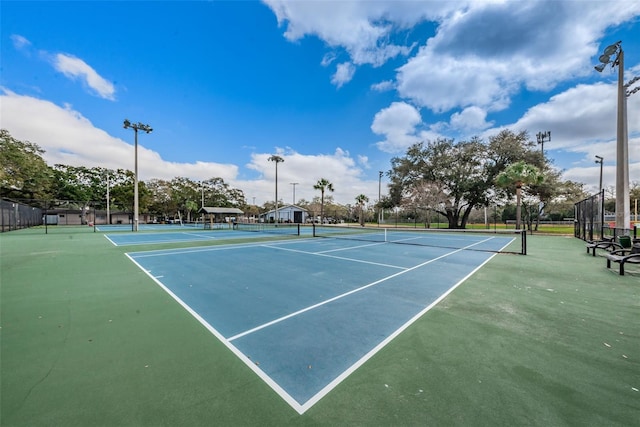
(268, 155), (284, 223)
(313, 178), (334, 224)
(355, 194), (369, 226)
(496, 161), (544, 230)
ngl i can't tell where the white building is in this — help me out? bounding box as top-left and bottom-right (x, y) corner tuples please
(260, 204), (309, 223)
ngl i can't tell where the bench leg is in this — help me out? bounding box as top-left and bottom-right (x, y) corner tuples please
(619, 261), (624, 276)
(607, 258), (611, 268)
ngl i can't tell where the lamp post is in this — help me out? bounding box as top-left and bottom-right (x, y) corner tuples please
(105, 171), (110, 225)
(594, 41), (630, 231)
(536, 131), (550, 158)
(268, 155), (284, 223)
(378, 171), (383, 225)
(290, 182), (299, 205)
(595, 155), (603, 193)
(123, 119), (152, 232)
(201, 182), (205, 209)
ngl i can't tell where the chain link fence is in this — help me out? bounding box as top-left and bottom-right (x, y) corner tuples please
(574, 190), (604, 241)
(1, 199), (43, 232)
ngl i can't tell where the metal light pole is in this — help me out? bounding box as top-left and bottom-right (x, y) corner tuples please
(595, 155), (603, 193)
(378, 171), (383, 224)
(594, 41), (629, 231)
(290, 182), (299, 205)
(123, 119), (152, 232)
(268, 155), (284, 223)
(106, 171), (110, 225)
(536, 131), (550, 158)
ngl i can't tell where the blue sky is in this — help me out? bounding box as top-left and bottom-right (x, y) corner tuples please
(1, 1), (639, 205)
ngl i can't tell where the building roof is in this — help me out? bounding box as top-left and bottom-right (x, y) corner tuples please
(198, 207), (244, 214)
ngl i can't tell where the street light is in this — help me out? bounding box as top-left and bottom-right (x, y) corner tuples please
(123, 119), (152, 232)
(105, 171), (110, 225)
(594, 40), (629, 231)
(268, 155), (284, 223)
(536, 131), (550, 158)
(290, 182), (299, 205)
(378, 171), (383, 225)
(595, 155), (603, 193)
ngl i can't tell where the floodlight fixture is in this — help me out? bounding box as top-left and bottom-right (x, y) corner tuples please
(626, 76), (640, 98)
(603, 42), (621, 56)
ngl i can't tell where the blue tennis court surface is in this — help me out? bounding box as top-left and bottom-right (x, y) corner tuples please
(105, 231), (219, 246)
(126, 235), (509, 413)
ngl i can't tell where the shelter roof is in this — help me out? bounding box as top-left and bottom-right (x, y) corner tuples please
(198, 207), (244, 214)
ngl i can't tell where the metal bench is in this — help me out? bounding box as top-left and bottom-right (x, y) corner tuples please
(605, 244), (640, 275)
(586, 239), (621, 256)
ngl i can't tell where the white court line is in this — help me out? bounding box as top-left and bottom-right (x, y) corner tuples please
(316, 241), (386, 254)
(182, 232), (216, 239)
(103, 234), (119, 246)
(126, 234), (503, 414)
(299, 240), (501, 413)
(263, 244), (406, 270)
(125, 252), (305, 414)
(128, 239), (309, 258)
(227, 236), (495, 343)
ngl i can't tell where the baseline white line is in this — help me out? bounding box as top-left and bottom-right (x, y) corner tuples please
(227, 237), (495, 343)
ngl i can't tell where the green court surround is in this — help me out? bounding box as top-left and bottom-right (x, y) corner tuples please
(1, 227), (638, 426)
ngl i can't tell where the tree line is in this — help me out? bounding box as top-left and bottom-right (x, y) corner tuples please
(4, 128), (635, 228)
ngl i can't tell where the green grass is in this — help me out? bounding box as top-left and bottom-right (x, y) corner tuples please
(1, 227), (638, 426)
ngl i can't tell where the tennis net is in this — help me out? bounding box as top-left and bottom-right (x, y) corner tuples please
(312, 224), (526, 254)
(234, 222), (301, 236)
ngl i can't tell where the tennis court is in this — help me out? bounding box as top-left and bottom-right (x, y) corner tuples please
(126, 232), (509, 413)
(2, 226), (639, 426)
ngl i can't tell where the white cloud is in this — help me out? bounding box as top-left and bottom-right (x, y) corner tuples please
(331, 62), (356, 88)
(11, 34), (31, 50)
(243, 147), (379, 205)
(371, 102), (422, 153)
(449, 106), (493, 133)
(397, 1), (640, 114)
(1, 89), (383, 206)
(479, 81), (640, 193)
(264, 0), (436, 86)
(52, 53), (116, 101)
(371, 80), (394, 92)
(265, 0), (640, 115)
(321, 52), (337, 67)
(0, 89), (238, 182)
